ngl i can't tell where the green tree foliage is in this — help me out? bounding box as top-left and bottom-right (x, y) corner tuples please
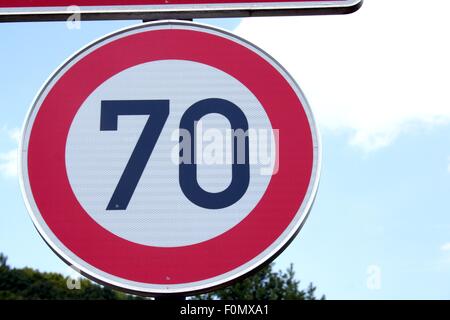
(0, 252), (322, 300)
(196, 263), (324, 300)
(0, 253), (141, 300)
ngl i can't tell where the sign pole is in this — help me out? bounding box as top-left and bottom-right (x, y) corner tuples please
(154, 295), (186, 301)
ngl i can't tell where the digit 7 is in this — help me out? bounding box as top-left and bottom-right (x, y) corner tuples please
(100, 100), (169, 211)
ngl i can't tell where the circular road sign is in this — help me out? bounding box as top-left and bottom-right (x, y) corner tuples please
(19, 21), (321, 295)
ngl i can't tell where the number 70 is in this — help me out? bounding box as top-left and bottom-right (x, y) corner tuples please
(100, 98), (250, 211)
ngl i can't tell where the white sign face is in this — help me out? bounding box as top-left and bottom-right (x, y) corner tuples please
(20, 21), (320, 295)
(66, 60), (274, 247)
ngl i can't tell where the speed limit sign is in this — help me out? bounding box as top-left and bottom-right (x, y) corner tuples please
(19, 21), (321, 295)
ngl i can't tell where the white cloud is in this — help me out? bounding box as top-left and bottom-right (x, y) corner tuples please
(441, 243), (450, 252)
(7, 127), (21, 144)
(0, 149), (18, 178)
(0, 127), (21, 178)
(235, 0), (450, 151)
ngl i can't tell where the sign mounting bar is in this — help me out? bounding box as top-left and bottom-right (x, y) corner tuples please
(0, 1), (363, 22)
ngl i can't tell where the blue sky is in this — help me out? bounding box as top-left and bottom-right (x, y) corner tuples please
(1, 0), (450, 299)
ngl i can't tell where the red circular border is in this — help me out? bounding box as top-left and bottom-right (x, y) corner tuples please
(26, 26), (314, 285)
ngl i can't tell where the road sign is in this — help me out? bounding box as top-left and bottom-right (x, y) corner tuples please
(20, 21), (321, 295)
(1, 0), (362, 22)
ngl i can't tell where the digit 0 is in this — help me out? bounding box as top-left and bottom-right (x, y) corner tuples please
(179, 98), (250, 209)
